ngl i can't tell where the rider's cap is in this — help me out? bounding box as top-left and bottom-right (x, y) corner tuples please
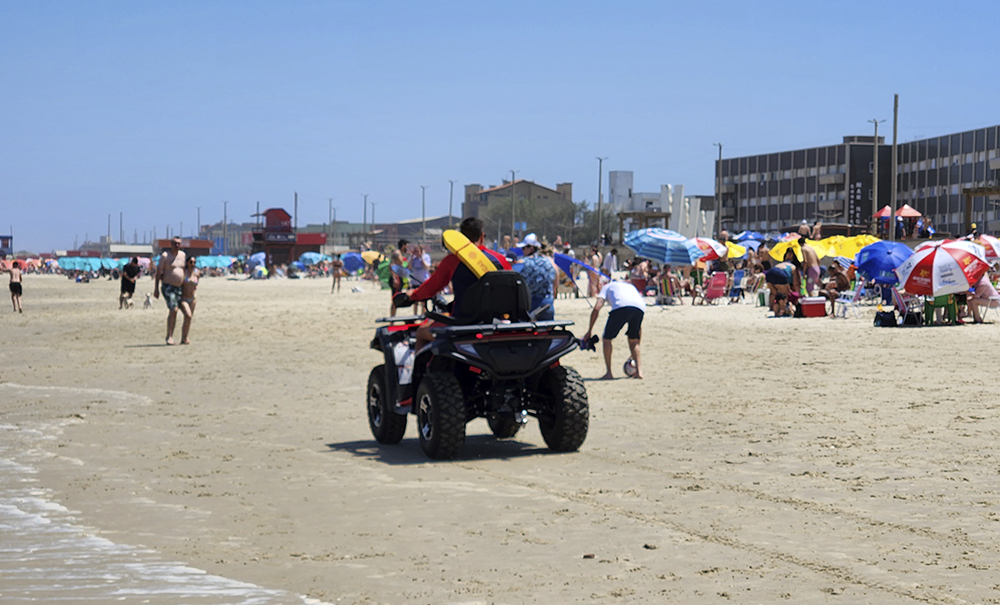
(516, 233), (541, 248)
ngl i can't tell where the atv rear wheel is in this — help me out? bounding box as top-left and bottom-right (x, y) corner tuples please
(416, 372), (466, 459)
(487, 414), (522, 439)
(537, 366), (589, 452)
(367, 365), (406, 444)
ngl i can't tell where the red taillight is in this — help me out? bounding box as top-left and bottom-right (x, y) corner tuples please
(475, 333), (483, 339)
(469, 366), (482, 374)
(549, 361), (560, 369)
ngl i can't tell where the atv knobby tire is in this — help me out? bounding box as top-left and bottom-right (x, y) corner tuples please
(538, 366), (589, 452)
(367, 365), (406, 444)
(487, 414), (522, 439)
(416, 372), (466, 459)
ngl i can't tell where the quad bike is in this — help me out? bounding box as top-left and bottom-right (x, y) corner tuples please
(367, 271), (589, 459)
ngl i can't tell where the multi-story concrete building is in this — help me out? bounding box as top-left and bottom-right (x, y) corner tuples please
(718, 125), (1000, 237)
(463, 180), (572, 219)
(608, 171), (715, 239)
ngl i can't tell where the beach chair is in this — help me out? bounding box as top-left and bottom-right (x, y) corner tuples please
(890, 287), (922, 325)
(655, 271), (682, 305)
(744, 274), (765, 305)
(703, 272), (729, 305)
(974, 295), (1000, 321)
(727, 269), (746, 303)
(835, 280), (864, 318)
(924, 294), (957, 325)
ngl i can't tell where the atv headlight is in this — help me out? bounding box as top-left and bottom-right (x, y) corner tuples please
(547, 336), (571, 353)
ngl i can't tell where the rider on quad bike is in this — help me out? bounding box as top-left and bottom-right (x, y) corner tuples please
(367, 218), (589, 459)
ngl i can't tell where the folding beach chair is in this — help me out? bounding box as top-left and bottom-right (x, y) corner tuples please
(703, 272), (729, 305)
(890, 287), (922, 325)
(835, 280), (864, 318)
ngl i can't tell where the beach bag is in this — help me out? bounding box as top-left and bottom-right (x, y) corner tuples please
(873, 310), (896, 327)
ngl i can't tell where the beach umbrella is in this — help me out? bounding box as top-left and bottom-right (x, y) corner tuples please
(854, 241), (914, 285)
(299, 251), (324, 266)
(913, 238), (988, 262)
(872, 205), (893, 218)
(724, 241), (747, 259)
(741, 239), (762, 251)
(734, 230), (765, 242)
(623, 228), (702, 265)
(361, 250), (383, 265)
(341, 252), (364, 273)
(895, 203), (921, 217)
(778, 232), (801, 242)
(894, 242), (990, 296)
(769, 239), (803, 262)
(553, 252), (609, 289)
(688, 237), (728, 261)
(290, 261), (306, 270)
(976, 234), (1000, 261)
(803, 239), (831, 259)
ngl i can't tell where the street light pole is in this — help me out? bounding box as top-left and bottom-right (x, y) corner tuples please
(713, 143), (723, 238)
(362, 194), (368, 237)
(510, 169), (517, 239)
(448, 179), (456, 228)
(222, 200), (228, 255)
(420, 185), (427, 246)
(596, 156), (607, 245)
(196, 206), (201, 239)
(869, 119), (886, 239)
(328, 198), (334, 247)
(370, 201), (377, 246)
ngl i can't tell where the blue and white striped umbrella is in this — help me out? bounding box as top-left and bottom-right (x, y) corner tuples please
(623, 228), (703, 265)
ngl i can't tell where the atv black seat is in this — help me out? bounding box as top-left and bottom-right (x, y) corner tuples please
(457, 271), (531, 324)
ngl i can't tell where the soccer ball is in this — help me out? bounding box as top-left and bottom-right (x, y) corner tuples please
(623, 358), (637, 377)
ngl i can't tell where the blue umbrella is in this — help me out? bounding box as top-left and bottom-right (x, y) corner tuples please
(855, 241), (914, 285)
(299, 251), (324, 266)
(735, 230), (765, 242)
(290, 261), (306, 270)
(623, 228), (702, 265)
(741, 239), (763, 251)
(553, 253), (609, 288)
(341, 252), (364, 273)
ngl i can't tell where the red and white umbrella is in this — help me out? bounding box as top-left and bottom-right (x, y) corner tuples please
(688, 237), (728, 261)
(976, 234), (1000, 261)
(894, 241), (990, 296)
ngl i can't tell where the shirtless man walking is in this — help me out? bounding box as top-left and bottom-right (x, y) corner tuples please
(798, 225), (820, 296)
(2, 260), (23, 313)
(153, 237), (186, 345)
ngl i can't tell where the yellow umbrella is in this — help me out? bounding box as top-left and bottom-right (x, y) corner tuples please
(835, 234), (880, 259)
(803, 239), (831, 259)
(725, 241), (747, 258)
(769, 239), (803, 262)
(361, 250), (383, 265)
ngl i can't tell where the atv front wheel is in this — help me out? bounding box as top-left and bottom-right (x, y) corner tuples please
(538, 366), (589, 452)
(367, 365), (406, 444)
(416, 372), (466, 459)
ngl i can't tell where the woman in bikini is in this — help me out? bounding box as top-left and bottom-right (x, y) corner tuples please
(179, 257), (199, 344)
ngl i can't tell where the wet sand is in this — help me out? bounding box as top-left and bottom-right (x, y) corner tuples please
(3, 274), (1000, 603)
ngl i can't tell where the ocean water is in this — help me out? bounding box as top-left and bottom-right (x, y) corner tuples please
(0, 385), (328, 605)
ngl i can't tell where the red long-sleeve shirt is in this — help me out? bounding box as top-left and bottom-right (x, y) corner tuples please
(410, 246), (511, 302)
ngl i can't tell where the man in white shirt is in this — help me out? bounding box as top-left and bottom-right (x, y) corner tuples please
(583, 279), (645, 379)
(601, 248), (618, 276)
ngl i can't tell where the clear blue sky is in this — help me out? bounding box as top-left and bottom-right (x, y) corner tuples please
(2, 0), (998, 253)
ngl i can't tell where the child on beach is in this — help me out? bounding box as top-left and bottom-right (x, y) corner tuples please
(179, 257), (199, 344)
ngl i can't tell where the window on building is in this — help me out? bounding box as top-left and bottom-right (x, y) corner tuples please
(951, 184), (959, 195)
(966, 153), (974, 164)
(868, 162), (874, 174)
(783, 170), (792, 179)
(782, 195), (791, 205)
(931, 158), (937, 169)
(809, 167), (817, 177)
(809, 193), (816, 202)
(919, 161), (926, 170)
(819, 166), (828, 175)
(839, 164), (847, 174)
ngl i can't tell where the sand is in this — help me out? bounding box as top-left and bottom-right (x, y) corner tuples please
(3, 273), (1000, 603)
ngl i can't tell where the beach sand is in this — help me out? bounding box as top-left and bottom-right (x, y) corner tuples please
(3, 274), (1000, 603)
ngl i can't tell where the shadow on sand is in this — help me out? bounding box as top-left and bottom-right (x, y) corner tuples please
(325, 432), (562, 465)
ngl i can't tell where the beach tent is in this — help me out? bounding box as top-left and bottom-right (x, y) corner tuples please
(872, 205), (893, 218)
(895, 204), (921, 217)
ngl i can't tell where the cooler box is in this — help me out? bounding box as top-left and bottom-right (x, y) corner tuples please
(800, 296), (826, 317)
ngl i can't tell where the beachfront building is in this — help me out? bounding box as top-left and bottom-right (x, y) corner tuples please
(462, 180), (574, 240)
(718, 125), (1000, 238)
(0, 234), (12, 258)
(608, 171), (716, 239)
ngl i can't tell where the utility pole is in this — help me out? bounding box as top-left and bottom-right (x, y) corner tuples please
(370, 201), (377, 246)
(180, 222), (183, 239)
(869, 119), (886, 239)
(891, 95), (899, 232)
(222, 200), (228, 255)
(448, 179), (456, 228)
(510, 169), (517, 239)
(196, 206), (201, 239)
(713, 143), (723, 238)
(328, 198), (334, 247)
(596, 156), (607, 245)
(420, 185), (427, 246)
(294, 192), (298, 231)
(362, 194), (368, 236)
(119, 212), (123, 244)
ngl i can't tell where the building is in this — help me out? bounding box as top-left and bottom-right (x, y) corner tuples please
(0, 235), (12, 258)
(718, 125), (1000, 238)
(462, 180), (574, 239)
(608, 171), (715, 239)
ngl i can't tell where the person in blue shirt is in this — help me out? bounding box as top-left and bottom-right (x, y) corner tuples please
(515, 233), (558, 320)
